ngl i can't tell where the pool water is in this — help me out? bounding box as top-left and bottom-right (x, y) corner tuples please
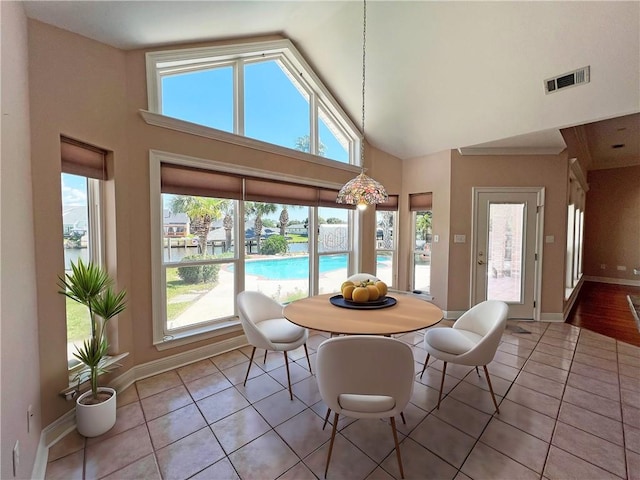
(236, 254), (390, 280)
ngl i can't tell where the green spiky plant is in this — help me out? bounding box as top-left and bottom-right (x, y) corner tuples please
(58, 259), (127, 402)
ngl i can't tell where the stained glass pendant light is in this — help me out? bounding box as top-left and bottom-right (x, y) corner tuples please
(336, 0), (388, 211)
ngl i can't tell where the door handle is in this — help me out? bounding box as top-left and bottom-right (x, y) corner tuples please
(477, 260), (485, 265)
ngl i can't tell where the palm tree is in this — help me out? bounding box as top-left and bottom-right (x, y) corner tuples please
(278, 206), (289, 237)
(245, 202), (277, 253)
(294, 135), (327, 156)
(222, 203), (234, 252)
(171, 196), (226, 255)
(416, 211), (433, 241)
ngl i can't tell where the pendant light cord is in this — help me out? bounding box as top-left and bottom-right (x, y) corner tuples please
(360, 0), (367, 170)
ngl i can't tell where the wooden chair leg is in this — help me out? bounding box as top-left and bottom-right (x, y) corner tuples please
(400, 411), (406, 425)
(244, 346), (256, 386)
(436, 361), (447, 409)
(419, 353), (430, 379)
(390, 416), (405, 479)
(483, 365), (500, 414)
(263, 350), (268, 364)
(284, 351), (293, 400)
(475, 366), (481, 377)
(322, 407), (331, 430)
(324, 412), (339, 478)
(304, 343), (312, 374)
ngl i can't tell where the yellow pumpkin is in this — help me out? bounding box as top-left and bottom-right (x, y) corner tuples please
(342, 284), (356, 300)
(352, 286), (370, 303)
(366, 284), (380, 301)
(375, 281), (388, 297)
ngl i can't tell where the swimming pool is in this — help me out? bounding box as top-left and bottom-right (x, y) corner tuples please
(235, 254), (390, 280)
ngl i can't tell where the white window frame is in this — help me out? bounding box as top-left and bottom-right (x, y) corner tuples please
(411, 210), (432, 294)
(565, 159), (588, 299)
(150, 150), (358, 350)
(375, 210), (398, 287)
(145, 38), (361, 166)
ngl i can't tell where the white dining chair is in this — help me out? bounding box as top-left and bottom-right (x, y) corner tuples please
(420, 300), (508, 413)
(316, 335), (414, 478)
(237, 291), (312, 400)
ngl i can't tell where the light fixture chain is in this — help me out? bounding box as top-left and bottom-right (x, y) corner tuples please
(361, 0), (367, 168)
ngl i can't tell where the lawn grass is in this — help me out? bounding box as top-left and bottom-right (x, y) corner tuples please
(165, 267), (216, 320)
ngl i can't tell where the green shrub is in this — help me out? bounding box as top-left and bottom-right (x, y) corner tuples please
(177, 255), (220, 284)
(260, 235), (288, 255)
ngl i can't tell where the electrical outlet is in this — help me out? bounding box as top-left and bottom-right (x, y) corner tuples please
(617, 265), (627, 271)
(13, 440), (19, 477)
(600, 264), (606, 270)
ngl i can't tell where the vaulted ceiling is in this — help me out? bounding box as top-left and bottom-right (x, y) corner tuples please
(22, 1), (640, 168)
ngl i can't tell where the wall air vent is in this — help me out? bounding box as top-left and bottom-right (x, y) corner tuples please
(544, 66), (590, 94)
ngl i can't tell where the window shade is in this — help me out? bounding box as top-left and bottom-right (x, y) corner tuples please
(409, 192), (433, 211)
(60, 137), (107, 180)
(376, 195), (399, 211)
(160, 163), (347, 208)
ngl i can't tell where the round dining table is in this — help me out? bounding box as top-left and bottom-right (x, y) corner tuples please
(283, 292), (443, 335)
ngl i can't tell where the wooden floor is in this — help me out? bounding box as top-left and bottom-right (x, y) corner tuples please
(567, 280), (640, 347)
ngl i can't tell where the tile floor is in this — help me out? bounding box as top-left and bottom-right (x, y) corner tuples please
(46, 321), (640, 480)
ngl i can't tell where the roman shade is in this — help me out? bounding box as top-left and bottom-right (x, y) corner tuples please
(60, 137), (107, 180)
(376, 195), (399, 211)
(160, 162), (348, 208)
(409, 192), (433, 211)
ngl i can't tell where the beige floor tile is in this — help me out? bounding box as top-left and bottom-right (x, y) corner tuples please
(620, 374), (640, 393)
(394, 402), (429, 436)
(276, 408), (332, 459)
(86, 401), (146, 445)
(461, 441), (539, 480)
(493, 399), (556, 442)
(620, 362), (640, 380)
(576, 343), (618, 361)
(47, 429), (85, 462)
(618, 352), (640, 367)
(136, 371), (183, 399)
(269, 360), (312, 389)
(341, 418), (406, 464)
(184, 371), (234, 401)
(432, 396), (491, 438)
(100, 453), (161, 480)
(494, 350), (528, 368)
(365, 466), (396, 480)
(448, 381), (503, 415)
(567, 372), (620, 401)
(515, 371), (565, 399)
(552, 421), (626, 478)
(190, 457), (239, 480)
(558, 401), (624, 446)
(379, 437), (458, 480)
(219, 360), (261, 385)
(290, 374), (323, 406)
(430, 360), (475, 380)
(140, 385), (193, 421)
(409, 414), (475, 468)
(539, 335), (576, 351)
(211, 349), (250, 370)
(155, 427), (225, 480)
(228, 431), (299, 480)
(117, 385), (140, 407)
(278, 461), (318, 480)
(84, 424), (154, 479)
(309, 400), (357, 431)
(147, 403), (207, 450)
(416, 366), (460, 394)
(623, 403), (640, 428)
(544, 446), (621, 480)
(497, 341), (533, 359)
(534, 342), (575, 360)
(574, 351), (618, 373)
(505, 384), (560, 418)
(578, 335), (617, 352)
(236, 372), (285, 403)
(212, 406), (272, 454)
(618, 342), (640, 358)
(480, 418), (550, 473)
(571, 361), (619, 386)
(464, 367), (513, 397)
(303, 433), (377, 480)
(623, 388), (640, 409)
(409, 381), (440, 412)
(529, 350), (573, 370)
(253, 388), (308, 427)
(523, 359), (569, 384)
(196, 385), (250, 424)
(176, 358), (219, 383)
(501, 335), (538, 351)
(625, 423), (640, 454)
(628, 449), (640, 480)
(483, 361), (520, 382)
(45, 449), (84, 480)
(562, 385), (622, 421)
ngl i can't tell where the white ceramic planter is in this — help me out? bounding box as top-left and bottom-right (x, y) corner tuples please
(75, 387), (117, 437)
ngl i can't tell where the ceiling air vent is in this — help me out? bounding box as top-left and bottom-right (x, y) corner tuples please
(544, 66), (590, 94)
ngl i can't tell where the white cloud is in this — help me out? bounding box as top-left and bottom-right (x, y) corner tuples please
(61, 177), (87, 206)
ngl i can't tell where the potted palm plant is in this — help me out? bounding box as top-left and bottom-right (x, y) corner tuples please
(58, 259), (127, 437)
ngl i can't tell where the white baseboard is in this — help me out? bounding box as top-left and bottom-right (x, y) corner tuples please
(584, 275), (640, 287)
(35, 334), (249, 476)
(540, 313), (564, 322)
(443, 311), (465, 320)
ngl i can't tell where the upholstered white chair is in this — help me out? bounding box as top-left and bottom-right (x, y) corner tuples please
(420, 300), (508, 413)
(346, 273), (379, 284)
(316, 336), (414, 478)
(237, 291), (312, 400)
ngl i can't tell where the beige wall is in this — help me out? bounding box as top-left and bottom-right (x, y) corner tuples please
(449, 150), (569, 315)
(400, 151), (452, 308)
(1, 3), (42, 478)
(584, 165), (640, 281)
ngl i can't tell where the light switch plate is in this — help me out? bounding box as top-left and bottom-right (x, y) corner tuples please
(545, 235), (555, 243)
(454, 234), (466, 243)
(433, 234), (439, 243)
